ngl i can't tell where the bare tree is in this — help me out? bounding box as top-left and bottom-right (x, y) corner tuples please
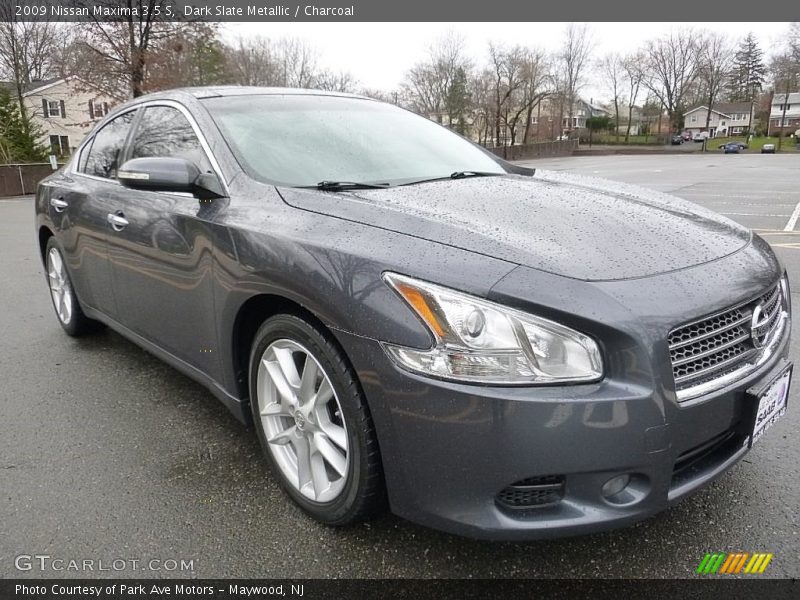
(621, 52), (644, 142)
(469, 69), (495, 146)
(71, 0), (183, 99)
(519, 49), (552, 144)
(697, 33), (734, 136)
(488, 43), (524, 146)
(558, 24), (593, 138)
(642, 30), (701, 132)
(600, 53), (624, 142)
(402, 32), (472, 127)
(0, 4), (62, 121)
(224, 36), (278, 86)
(314, 70), (358, 93)
(274, 37), (318, 88)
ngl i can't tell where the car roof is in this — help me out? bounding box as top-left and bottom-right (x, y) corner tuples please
(134, 86), (373, 102)
(107, 86), (379, 118)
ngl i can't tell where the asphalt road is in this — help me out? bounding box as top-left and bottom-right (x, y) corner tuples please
(2, 153), (799, 579)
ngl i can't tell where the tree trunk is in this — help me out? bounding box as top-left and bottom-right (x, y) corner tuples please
(522, 104), (533, 145)
(625, 105), (633, 143)
(614, 100), (620, 144)
(128, 19), (145, 98)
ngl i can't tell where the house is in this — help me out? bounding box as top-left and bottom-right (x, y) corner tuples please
(0, 77), (117, 157)
(683, 102), (754, 138)
(521, 97), (612, 141)
(562, 98), (611, 131)
(768, 93), (800, 135)
(614, 105), (642, 136)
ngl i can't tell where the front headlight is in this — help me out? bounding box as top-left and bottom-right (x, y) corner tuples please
(382, 273), (603, 384)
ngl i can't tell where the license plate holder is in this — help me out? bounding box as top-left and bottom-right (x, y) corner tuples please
(747, 365), (792, 447)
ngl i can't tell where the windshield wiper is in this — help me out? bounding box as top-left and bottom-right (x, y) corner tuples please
(450, 171), (502, 179)
(314, 181), (390, 191)
(399, 171), (505, 186)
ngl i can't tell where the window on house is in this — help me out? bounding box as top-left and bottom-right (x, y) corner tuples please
(47, 100), (62, 117)
(49, 135), (70, 156)
(691, 115), (697, 123)
(89, 99), (109, 119)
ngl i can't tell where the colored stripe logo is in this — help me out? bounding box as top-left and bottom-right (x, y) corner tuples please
(696, 552), (773, 574)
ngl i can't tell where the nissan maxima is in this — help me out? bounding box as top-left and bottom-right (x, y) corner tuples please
(35, 88), (791, 540)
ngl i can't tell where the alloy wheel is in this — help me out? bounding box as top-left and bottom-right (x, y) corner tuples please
(256, 339), (350, 502)
(47, 247), (73, 325)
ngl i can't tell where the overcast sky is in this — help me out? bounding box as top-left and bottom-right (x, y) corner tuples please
(222, 22), (792, 102)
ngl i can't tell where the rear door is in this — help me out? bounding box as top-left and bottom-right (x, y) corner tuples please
(52, 109), (137, 316)
(105, 104), (222, 378)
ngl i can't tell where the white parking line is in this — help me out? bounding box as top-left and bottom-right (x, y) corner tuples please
(783, 201), (800, 231)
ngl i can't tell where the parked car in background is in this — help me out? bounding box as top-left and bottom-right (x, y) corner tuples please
(670, 134), (684, 145)
(682, 131), (692, 141)
(721, 142), (742, 154)
(34, 87), (793, 541)
(761, 143), (776, 154)
(693, 132), (710, 142)
(719, 141), (747, 150)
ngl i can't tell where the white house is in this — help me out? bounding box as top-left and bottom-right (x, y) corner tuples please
(768, 92), (800, 135)
(683, 102), (754, 138)
(1, 77), (117, 157)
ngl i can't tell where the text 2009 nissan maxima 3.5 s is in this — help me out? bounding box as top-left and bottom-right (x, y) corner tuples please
(36, 88), (791, 540)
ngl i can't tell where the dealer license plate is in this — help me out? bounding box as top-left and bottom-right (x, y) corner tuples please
(751, 367), (791, 446)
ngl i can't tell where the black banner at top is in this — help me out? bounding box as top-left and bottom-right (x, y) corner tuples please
(3, 0), (800, 22)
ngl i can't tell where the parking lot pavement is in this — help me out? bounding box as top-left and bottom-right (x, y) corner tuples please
(518, 153), (800, 232)
(2, 155), (799, 579)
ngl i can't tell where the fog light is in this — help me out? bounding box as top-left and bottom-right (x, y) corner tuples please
(601, 474), (631, 498)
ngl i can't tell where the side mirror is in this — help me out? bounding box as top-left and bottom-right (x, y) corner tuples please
(118, 157), (225, 200)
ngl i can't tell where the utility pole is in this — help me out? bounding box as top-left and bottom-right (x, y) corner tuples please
(778, 88), (790, 152)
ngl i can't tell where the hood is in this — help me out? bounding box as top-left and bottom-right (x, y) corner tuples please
(277, 169), (752, 281)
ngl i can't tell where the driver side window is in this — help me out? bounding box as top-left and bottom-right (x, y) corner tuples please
(82, 111), (136, 179)
(129, 106), (213, 174)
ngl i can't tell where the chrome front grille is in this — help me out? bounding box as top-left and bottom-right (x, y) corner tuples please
(669, 281), (787, 400)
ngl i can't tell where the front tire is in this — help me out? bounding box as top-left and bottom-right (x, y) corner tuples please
(45, 238), (101, 337)
(249, 313), (385, 525)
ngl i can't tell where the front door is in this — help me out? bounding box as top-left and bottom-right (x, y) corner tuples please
(105, 105), (222, 379)
(57, 109), (138, 317)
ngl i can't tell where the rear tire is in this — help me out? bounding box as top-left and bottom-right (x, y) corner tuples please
(45, 238), (101, 337)
(249, 313), (385, 525)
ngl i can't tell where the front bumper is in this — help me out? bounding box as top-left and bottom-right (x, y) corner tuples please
(334, 326), (791, 541)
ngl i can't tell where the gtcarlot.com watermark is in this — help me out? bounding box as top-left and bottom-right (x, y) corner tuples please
(14, 554), (195, 573)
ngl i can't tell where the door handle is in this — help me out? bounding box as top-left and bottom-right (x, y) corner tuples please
(50, 197), (68, 212)
(107, 213), (129, 231)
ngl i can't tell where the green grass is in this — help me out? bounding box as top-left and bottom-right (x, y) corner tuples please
(706, 135), (798, 152)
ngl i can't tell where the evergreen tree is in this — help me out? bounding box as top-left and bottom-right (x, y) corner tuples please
(445, 67), (470, 135)
(728, 33), (766, 101)
(0, 89), (46, 162)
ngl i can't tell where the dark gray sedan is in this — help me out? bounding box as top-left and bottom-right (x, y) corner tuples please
(35, 88), (792, 540)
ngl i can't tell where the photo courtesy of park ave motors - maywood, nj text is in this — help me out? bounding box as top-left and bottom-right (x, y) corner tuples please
(1, 0), (800, 594)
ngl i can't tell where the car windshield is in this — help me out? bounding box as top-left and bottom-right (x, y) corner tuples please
(203, 94), (506, 187)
